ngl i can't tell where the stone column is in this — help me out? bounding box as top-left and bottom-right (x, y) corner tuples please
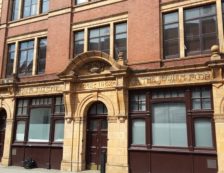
(210, 45), (224, 173)
(71, 116), (85, 172)
(106, 72), (129, 173)
(61, 82), (75, 171)
(61, 119), (74, 171)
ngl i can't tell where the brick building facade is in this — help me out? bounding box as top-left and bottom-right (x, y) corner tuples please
(0, 0), (224, 173)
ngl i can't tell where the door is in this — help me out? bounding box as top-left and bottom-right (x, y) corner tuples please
(0, 109), (6, 162)
(86, 102), (108, 170)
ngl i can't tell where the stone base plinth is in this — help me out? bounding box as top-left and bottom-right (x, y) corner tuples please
(106, 164), (128, 173)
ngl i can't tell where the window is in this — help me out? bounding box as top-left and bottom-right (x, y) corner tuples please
(23, 0), (38, 17)
(194, 118), (213, 147)
(74, 30), (84, 56)
(6, 37), (47, 77)
(37, 38), (47, 74)
(28, 107), (51, 142)
(41, 0), (49, 13)
(11, 0), (20, 21)
(132, 119), (146, 145)
(73, 21), (127, 60)
(130, 94), (146, 112)
(6, 44), (16, 77)
(163, 12), (179, 59)
(75, 0), (88, 5)
(192, 87), (211, 110)
(184, 4), (217, 56)
(14, 96), (65, 143)
(89, 26), (110, 54)
(162, 4), (219, 59)
(129, 87), (215, 150)
(152, 103), (187, 147)
(55, 96), (65, 114)
(10, 0), (49, 21)
(15, 121), (26, 141)
(18, 40), (34, 75)
(114, 22), (127, 60)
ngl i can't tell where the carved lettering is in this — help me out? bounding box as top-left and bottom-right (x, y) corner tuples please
(78, 81), (116, 90)
(129, 72), (212, 87)
(17, 85), (64, 96)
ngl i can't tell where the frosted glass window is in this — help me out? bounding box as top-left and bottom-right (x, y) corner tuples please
(152, 103), (187, 147)
(54, 120), (64, 142)
(16, 121), (26, 141)
(194, 119), (213, 147)
(28, 108), (51, 142)
(132, 120), (146, 145)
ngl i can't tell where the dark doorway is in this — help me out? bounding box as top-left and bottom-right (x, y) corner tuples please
(86, 102), (108, 170)
(0, 109), (6, 162)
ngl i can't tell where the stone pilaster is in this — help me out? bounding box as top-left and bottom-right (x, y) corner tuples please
(1, 98), (15, 166)
(212, 83), (224, 173)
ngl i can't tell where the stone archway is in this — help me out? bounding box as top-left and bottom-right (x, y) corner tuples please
(59, 51), (128, 173)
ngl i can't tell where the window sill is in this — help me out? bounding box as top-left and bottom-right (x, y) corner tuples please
(162, 53), (211, 63)
(12, 142), (63, 147)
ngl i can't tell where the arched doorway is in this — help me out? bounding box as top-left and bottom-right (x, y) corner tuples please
(0, 109), (6, 162)
(86, 101), (108, 170)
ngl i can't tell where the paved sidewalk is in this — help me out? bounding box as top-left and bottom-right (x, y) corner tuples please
(0, 166), (100, 173)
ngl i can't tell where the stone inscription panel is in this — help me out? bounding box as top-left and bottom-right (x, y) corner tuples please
(17, 84), (64, 96)
(77, 80), (116, 90)
(129, 71), (212, 87)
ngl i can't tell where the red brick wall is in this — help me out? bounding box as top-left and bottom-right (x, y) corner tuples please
(128, 0), (161, 63)
(46, 13), (71, 74)
(7, 20), (48, 37)
(0, 0), (213, 78)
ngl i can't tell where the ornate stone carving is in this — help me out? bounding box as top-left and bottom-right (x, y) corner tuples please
(77, 80), (116, 90)
(16, 84), (64, 96)
(214, 114), (224, 123)
(85, 61), (107, 74)
(65, 117), (73, 124)
(117, 115), (127, 123)
(108, 116), (117, 123)
(129, 71), (212, 88)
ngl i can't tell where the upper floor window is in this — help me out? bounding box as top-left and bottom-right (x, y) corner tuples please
(163, 12), (179, 59)
(75, 0), (88, 5)
(114, 22), (127, 60)
(11, 0), (49, 21)
(184, 4), (217, 56)
(6, 44), (16, 77)
(73, 21), (127, 60)
(37, 38), (47, 74)
(6, 37), (47, 77)
(162, 4), (218, 59)
(18, 40), (34, 75)
(11, 0), (20, 20)
(23, 0), (38, 17)
(41, 0), (49, 13)
(88, 26), (110, 54)
(74, 30), (84, 57)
